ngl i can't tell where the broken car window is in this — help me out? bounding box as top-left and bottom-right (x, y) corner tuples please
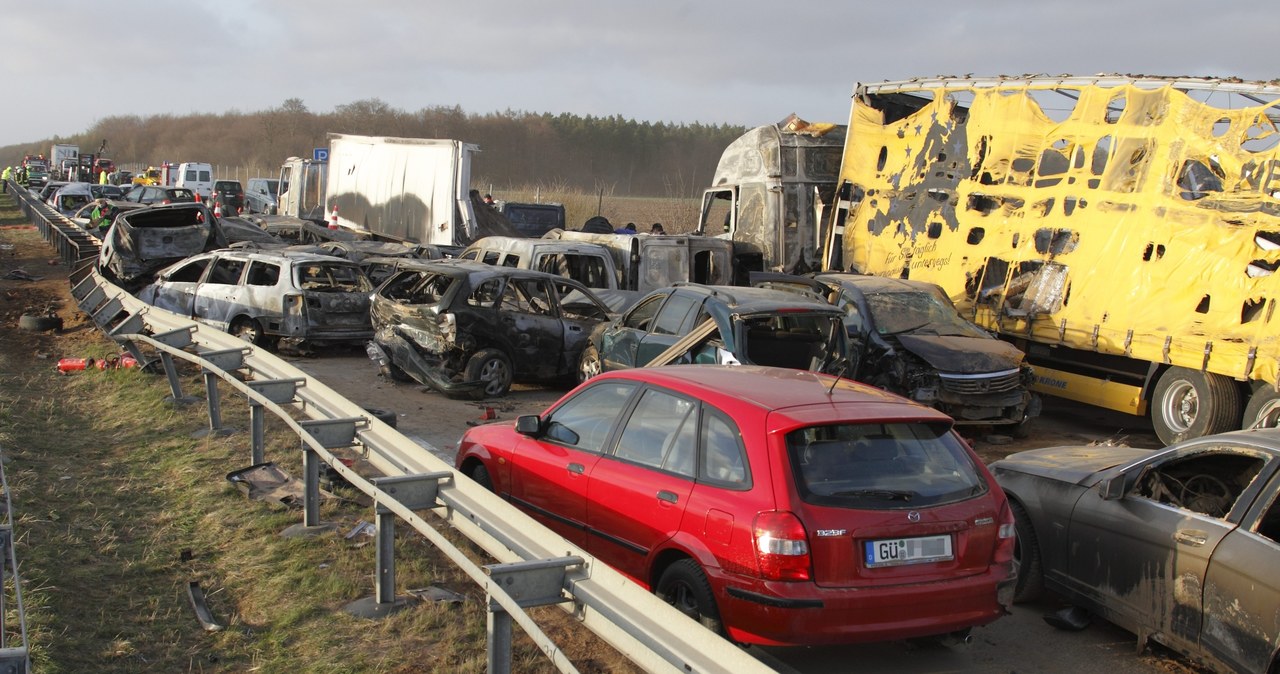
(245, 261), (281, 287)
(467, 279), (503, 308)
(1135, 449), (1267, 519)
(295, 264), (371, 292)
(208, 258), (246, 285)
(865, 290), (989, 338)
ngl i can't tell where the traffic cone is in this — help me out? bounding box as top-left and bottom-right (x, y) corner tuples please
(194, 192), (202, 203)
(213, 200), (223, 217)
(329, 204), (340, 230)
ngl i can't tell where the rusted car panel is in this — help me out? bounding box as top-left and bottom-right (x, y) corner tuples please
(754, 272), (1038, 426)
(369, 260), (617, 398)
(993, 429), (1280, 674)
(137, 250), (373, 346)
(98, 202), (226, 290)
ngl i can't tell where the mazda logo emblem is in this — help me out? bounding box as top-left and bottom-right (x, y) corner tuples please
(907, 511), (921, 522)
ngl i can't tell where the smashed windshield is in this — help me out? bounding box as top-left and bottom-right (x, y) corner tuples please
(864, 290), (989, 338)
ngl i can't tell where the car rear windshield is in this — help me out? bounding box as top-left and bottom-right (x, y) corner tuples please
(785, 422), (986, 509)
(378, 270), (453, 304)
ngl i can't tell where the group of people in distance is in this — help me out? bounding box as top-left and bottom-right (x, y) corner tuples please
(580, 215), (665, 235)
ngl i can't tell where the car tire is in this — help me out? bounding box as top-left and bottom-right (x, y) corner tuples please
(1243, 385), (1280, 430)
(577, 343), (602, 384)
(363, 407), (397, 429)
(1009, 500), (1043, 603)
(229, 316), (267, 347)
(655, 559), (723, 635)
(465, 348), (513, 399)
(468, 463), (493, 491)
(1151, 367), (1242, 445)
(18, 313), (62, 332)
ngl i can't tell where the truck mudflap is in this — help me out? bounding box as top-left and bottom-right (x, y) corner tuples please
(370, 328), (485, 395)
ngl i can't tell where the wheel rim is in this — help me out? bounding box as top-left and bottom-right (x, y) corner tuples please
(663, 580), (700, 620)
(580, 351), (600, 380)
(478, 358), (510, 396)
(233, 320), (259, 343)
(1250, 399), (1280, 429)
(1160, 379), (1198, 433)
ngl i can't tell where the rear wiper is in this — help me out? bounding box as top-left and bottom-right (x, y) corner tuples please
(832, 489), (915, 501)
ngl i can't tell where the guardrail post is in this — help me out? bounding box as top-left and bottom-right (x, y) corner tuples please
(193, 348), (249, 438)
(344, 472), (452, 619)
(244, 379), (304, 466)
(280, 444), (338, 538)
(483, 557), (581, 674)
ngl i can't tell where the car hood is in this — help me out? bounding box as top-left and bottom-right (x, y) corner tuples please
(991, 445), (1153, 486)
(895, 334), (1024, 373)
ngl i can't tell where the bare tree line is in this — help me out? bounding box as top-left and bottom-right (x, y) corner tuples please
(1, 99), (749, 197)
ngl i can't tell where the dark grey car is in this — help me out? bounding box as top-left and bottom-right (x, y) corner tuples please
(579, 283), (849, 382)
(369, 260), (617, 398)
(755, 273), (1038, 428)
(992, 429), (1280, 674)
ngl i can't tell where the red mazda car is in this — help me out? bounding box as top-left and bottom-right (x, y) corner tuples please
(455, 365), (1016, 646)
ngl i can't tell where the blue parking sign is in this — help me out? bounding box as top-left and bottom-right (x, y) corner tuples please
(313, 148), (329, 162)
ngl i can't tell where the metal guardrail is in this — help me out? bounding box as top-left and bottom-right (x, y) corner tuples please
(6, 181), (772, 674)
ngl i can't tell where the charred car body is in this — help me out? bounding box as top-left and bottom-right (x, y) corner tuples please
(98, 203), (228, 291)
(993, 428), (1280, 674)
(579, 283), (849, 381)
(755, 273), (1038, 428)
(137, 249), (374, 348)
(369, 260), (618, 398)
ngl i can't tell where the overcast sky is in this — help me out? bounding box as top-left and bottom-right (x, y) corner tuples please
(2, 1), (1277, 149)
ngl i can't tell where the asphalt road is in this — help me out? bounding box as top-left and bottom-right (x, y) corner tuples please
(286, 348), (1200, 674)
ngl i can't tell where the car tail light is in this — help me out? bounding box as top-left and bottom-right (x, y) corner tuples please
(993, 500), (1016, 565)
(161, 199), (170, 205)
(753, 511), (811, 581)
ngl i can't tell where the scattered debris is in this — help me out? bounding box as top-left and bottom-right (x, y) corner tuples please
(18, 311), (61, 332)
(57, 354), (139, 373)
(1044, 605), (1092, 631)
(226, 462), (332, 508)
(186, 581), (224, 632)
(407, 586), (466, 605)
(3, 269), (41, 281)
(985, 434), (1014, 445)
(344, 520), (376, 539)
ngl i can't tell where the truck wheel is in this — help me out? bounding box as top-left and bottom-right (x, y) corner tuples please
(465, 349), (513, 399)
(1152, 367), (1242, 445)
(577, 344), (602, 385)
(1243, 386), (1280, 430)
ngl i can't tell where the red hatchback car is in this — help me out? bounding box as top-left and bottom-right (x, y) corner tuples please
(455, 365), (1016, 646)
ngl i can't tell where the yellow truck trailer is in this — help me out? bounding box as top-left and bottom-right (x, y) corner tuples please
(833, 75), (1280, 444)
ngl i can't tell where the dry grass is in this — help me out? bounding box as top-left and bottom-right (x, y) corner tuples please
(0, 216), (640, 673)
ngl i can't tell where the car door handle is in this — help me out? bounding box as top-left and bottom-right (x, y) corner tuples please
(1174, 530), (1207, 547)
(567, 463), (585, 475)
(657, 490), (678, 504)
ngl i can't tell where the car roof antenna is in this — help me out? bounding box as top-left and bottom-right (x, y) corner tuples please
(826, 358), (849, 396)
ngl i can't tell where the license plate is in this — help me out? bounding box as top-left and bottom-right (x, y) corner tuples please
(864, 535), (953, 567)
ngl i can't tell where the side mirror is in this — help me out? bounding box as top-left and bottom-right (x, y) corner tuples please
(1099, 474), (1127, 500)
(515, 414), (542, 436)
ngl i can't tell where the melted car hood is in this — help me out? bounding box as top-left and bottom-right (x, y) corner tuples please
(895, 334), (1024, 373)
(992, 445), (1153, 485)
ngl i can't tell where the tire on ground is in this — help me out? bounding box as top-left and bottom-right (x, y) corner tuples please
(1151, 367), (1242, 445)
(363, 407), (397, 428)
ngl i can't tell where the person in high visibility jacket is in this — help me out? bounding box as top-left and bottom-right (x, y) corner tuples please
(1, 166), (9, 193)
(99, 168), (108, 185)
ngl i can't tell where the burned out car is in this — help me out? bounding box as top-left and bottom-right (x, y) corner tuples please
(137, 249), (374, 347)
(368, 260), (617, 398)
(993, 429), (1280, 674)
(98, 203), (227, 291)
(578, 283), (849, 381)
(755, 273), (1038, 428)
